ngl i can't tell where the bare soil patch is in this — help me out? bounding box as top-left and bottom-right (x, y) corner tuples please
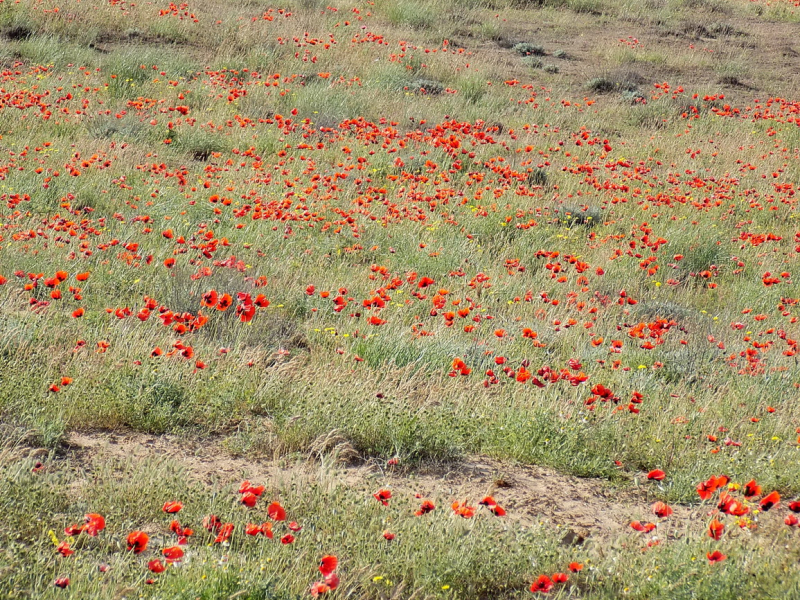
(61, 431), (705, 545)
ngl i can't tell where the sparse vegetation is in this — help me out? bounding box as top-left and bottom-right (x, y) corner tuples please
(523, 56), (544, 68)
(513, 42), (546, 56)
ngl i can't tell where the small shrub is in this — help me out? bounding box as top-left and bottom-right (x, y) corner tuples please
(511, 0), (605, 13)
(172, 128), (229, 158)
(556, 204), (602, 227)
(2, 24), (33, 40)
(622, 88), (647, 103)
(543, 63), (560, 73)
(707, 22), (741, 36)
(587, 71), (643, 93)
(513, 42), (545, 56)
(494, 36), (516, 49)
(587, 76), (617, 94)
(717, 74), (748, 88)
(408, 78), (444, 95)
(32, 414), (66, 448)
(552, 49), (568, 59)
(527, 168), (549, 187)
(522, 56), (544, 69)
(632, 300), (695, 322)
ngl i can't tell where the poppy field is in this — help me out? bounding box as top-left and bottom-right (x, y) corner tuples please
(2, 0), (800, 597)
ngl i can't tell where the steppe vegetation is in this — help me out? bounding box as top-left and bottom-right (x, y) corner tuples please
(2, 0), (800, 597)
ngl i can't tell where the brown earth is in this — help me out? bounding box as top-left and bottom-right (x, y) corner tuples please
(59, 431), (708, 546)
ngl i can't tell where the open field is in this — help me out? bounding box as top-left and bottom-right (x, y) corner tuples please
(1, 0), (800, 597)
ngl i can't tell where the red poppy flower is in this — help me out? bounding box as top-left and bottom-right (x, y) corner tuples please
(697, 481), (716, 500)
(246, 521), (274, 537)
(785, 514), (799, 527)
(373, 489), (392, 506)
(488, 504), (506, 517)
(214, 523), (234, 544)
(630, 521), (656, 533)
(530, 575), (553, 593)
(696, 479), (717, 501)
(696, 474), (729, 500)
(56, 541), (74, 557)
(552, 572), (568, 584)
(254, 294), (270, 308)
(239, 481), (265, 496)
(717, 493), (749, 516)
(201, 290), (218, 308)
(281, 533), (295, 544)
(415, 500), (435, 516)
(647, 469), (665, 481)
(84, 513), (105, 536)
(789, 501), (800, 513)
(310, 582), (331, 597)
(237, 302), (256, 322)
(262, 522), (274, 539)
(127, 531), (149, 554)
(708, 519), (724, 540)
(383, 530), (395, 541)
(288, 521), (302, 532)
(162, 501), (183, 513)
(743, 480), (762, 499)
(54, 577), (70, 588)
(707, 550), (727, 564)
(241, 492), (258, 508)
(568, 562), (583, 573)
(203, 515), (222, 532)
(148, 559), (166, 573)
(652, 501), (673, 518)
(319, 555), (338, 576)
(268, 502), (286, 521)
(451, 501), (475, 518)
(324, 572), (339, 590)
(451, 357), (471, 376)
(760, 491), (780, 511)
(714, 475), (732, 488)
(216, 293), (233, 311)
(162, 546), (184, 561)
(170, 520), (194, 540)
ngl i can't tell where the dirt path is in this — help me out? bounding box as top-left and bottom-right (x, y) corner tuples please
(61, 431), (705, 545)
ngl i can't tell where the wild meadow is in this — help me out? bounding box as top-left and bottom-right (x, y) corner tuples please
(1, 0), (800, 597)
